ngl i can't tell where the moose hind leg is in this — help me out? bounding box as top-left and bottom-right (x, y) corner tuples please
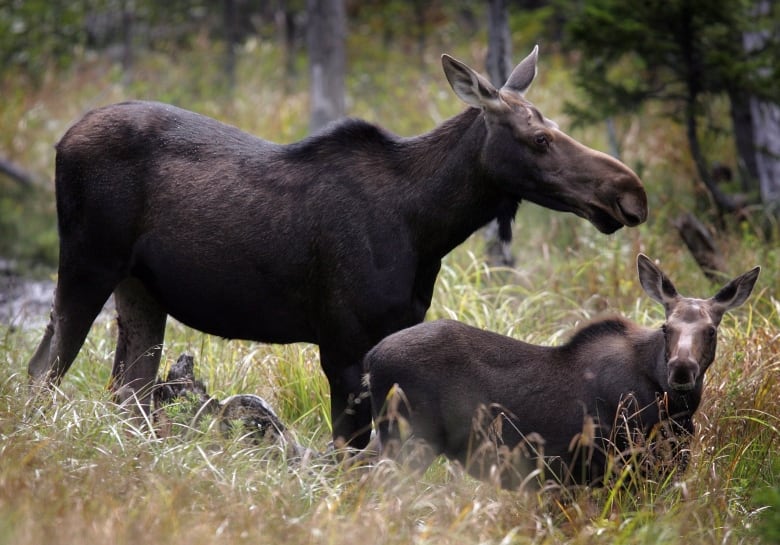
(111, 277), (167, 413)
(28, 272), (116, 388)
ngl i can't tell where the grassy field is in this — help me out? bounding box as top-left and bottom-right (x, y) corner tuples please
(2, 26), (779, 545)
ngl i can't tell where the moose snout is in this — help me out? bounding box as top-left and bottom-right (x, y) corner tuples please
(668, 357), (700, 391)
(598, 153), (647, 227)
(615, 165), (647, 227)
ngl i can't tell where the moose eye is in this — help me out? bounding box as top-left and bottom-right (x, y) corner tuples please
(534, 133), (549, 149)
(707, 326), (717, 338)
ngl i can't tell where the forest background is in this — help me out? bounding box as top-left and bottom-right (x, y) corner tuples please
(1, 1), (779, 544)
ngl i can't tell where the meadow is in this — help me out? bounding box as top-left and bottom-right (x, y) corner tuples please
(1, 24), (779, 545)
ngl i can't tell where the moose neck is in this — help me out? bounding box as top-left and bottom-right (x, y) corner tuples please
(397, 108), (511, 259)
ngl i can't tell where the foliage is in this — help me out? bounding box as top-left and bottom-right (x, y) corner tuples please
(754, 482), (780, 544)
(0, 183), (57, 273)
(0, 0), (269, 88)
(562, 0), (780, 208)
(563, 0), (779, 121)
(0, 0), (85, 85)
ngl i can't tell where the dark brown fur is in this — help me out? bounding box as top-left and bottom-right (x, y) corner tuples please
(367, 255), (759, 486)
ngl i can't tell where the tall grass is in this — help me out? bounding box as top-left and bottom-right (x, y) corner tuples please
(2, 23), (779, 545)
(2, 239), (778, 545)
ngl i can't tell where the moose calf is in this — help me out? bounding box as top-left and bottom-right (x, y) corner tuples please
(367, 254), (759, 487)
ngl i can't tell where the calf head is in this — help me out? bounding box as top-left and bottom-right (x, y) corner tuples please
(637, 254), (760, 391)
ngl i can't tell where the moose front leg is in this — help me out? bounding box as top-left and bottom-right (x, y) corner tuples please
(320, 349), (373, 450)
(111, 277), (167, 413)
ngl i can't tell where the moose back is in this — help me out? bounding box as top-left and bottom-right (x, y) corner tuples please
(367, 255), (759, 486)
(28, 46), (647, 448)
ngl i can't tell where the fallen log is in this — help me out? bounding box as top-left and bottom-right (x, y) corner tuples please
(153, 353), (310, 459)
(673, 212), (727, 282)
(0, 157), (36, 187)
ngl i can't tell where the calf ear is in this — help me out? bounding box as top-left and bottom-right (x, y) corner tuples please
(442, 54), (502, 110)
(637, 254), (679, 308)
(502, 44), (539, 95)
(711, 266), (760, 316)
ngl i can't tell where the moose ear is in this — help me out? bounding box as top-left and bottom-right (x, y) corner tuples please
(710, 266), (760, 316)
(502, 44), (539, 95)
(442, 54), (502, 110)
(637, 254), (679, 308)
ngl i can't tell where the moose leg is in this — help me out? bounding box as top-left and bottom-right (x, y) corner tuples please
(28, 273), (116, 388)
(372, 387), (439, 474)
(111, 277), (167, 413)
(320, 349), (373, 450)
(27, 320), (55, 380)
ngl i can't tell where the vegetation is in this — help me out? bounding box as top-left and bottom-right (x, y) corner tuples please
(563, 0), (780, 217)
(2, 235), (778, 544)
(1, 4), (779, 545)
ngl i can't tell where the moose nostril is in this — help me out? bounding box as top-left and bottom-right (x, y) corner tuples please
(622, 209), (641, 227)
(617, 196), (646, 226)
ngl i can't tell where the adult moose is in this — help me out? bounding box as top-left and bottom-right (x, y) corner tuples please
(367, 255), (759, 486)
(28, 46), (646, 449)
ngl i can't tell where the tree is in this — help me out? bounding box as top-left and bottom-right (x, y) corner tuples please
(0, 0), (87, 85)
(484, 0), (516, 267)
(223, 0), (239, 89)
(486, 0), (512, 87)
(744, 0), (780, 214)
(307, 0), (346, 133)
(274, 0), (304, 85)
(564, 0), (780, 218)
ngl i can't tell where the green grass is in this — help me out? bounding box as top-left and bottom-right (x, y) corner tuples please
(2, 23), (780, 545)
(2, 232), (777, 545)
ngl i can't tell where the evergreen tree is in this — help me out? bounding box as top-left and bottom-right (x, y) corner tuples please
(564, 0), (779, 215)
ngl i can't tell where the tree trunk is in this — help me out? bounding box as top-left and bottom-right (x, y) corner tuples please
(120, 0), (134, 81)
(685, 89), (748, 217)
(606, 117), (620, 159)
(728, 86), (760, 193)
(484, 0), (515, 267)
(744, 0), (780, 214)
(307, 0), (346, 133)
(751, 98), (780, 212)
(412, 0), (427, 65)
(223, 0), (239, 90)
(486, 0), (511, 86)
(275, 2), (299, 86)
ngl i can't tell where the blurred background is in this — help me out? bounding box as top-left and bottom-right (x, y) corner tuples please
(0, 0), (777, 282)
